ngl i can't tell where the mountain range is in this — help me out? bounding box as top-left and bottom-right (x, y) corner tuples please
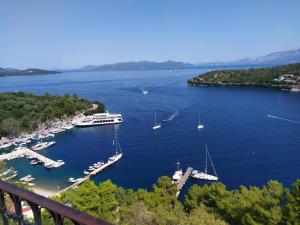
(1, 48), (300, 76)
(77, 48), (300, 72)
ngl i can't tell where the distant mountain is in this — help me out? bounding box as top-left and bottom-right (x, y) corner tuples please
(78, 61), (195, 71)
(75, 49), (300, 72)
(197, 48), (300, 66)
(0, 68), (60, 77)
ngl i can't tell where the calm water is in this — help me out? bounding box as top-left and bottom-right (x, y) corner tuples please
(1, 69), (300, 194)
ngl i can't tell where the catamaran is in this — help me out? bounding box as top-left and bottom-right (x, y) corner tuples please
(191, 145), (218, 181)
(153, 112), (161, 130)
(197, 114), (204, 129)
(172, 161), (183, 182)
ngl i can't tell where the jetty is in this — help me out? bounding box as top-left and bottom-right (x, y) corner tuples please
(56, 153), (122, 196)
(176, 167), (193, 197)
(0, 147), (64, 168)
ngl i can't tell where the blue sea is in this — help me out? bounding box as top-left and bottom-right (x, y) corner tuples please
(1, 69), (300, 195)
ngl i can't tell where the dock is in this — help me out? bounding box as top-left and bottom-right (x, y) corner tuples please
(0, 147), (64, 168)
(175, 167), (193, 197)
(56, 153), (122, 196)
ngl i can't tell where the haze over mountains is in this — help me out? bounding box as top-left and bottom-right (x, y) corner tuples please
(1, 48), (300, 76)
(76, 48), (300, 71)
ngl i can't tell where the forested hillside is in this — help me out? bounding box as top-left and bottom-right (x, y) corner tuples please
(40, 177), (300, 225)
(0, 92), (104, 136)
(188, 63), (300, 91)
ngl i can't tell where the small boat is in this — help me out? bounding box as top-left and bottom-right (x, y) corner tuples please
(76, 178), (83, 182)
(20, 175), (32, 181)
(0, 142), (12, 149)
(197, 114), (204, 129)
(30, 159), (38, 165)
(88, 166), (96, 171)
(153, 112), (161, 130)
(31, 141), (56, 151)
(172, 161), (183, 182)
(68, 177), (76, 183)
(142, 90), (148, 95)
(191, 145), (218, 181)
(83, 170), (90, 175)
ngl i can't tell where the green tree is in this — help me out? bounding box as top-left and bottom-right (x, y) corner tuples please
(284, 179), (300, 225)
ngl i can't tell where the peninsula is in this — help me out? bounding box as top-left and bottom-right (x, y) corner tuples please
(0, 68), (60, 77)
(0, 92), (104, 137)
(188, 63), (300, 91)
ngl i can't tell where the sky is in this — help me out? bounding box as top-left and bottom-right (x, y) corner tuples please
(0, 0), (300, 69)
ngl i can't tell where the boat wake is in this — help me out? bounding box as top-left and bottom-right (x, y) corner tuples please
(166, 108), (179, 122)
(267, 114), (300, 124)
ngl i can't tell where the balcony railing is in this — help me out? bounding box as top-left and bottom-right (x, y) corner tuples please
(0, 180), (111, 225)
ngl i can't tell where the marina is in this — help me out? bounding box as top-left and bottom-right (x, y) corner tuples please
(0, 147), (64, 168)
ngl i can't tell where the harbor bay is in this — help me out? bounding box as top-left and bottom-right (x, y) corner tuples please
(1, 68), (300, 196)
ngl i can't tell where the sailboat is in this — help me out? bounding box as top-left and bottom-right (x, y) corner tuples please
(108, 131), (123, 164)
(191, 145), (218, 181)
(197, 114), (204, 129)
(153, 112), (161, 130)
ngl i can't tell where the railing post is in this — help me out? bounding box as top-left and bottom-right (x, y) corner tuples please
(49, 210), (64, 225)
(9, 193), (23, 225)
(0, 191), (9, 225)
(27, 201), (42, 225)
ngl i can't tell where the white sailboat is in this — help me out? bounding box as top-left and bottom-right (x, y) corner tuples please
(153, 112), (161, 130)
(108, 131), (123, 164)
(191, 145), (218, 181)
(197, 114), (204, 129)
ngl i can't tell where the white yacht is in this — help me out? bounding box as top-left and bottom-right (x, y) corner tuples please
(153, 112), (161, 130)
(74, 111), (123, 127)
(68, 177), (76, 183)
(0, 142), (12, 150)
(191, 145), (218, 181)
(172, 161), (183, 182)
(142, 90), (148, 95)
(197, 114), (204, 129)
(31, 141), (56, 151)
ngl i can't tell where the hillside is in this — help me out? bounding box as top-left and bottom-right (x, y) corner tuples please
(0, 68), (60, 77)
(188, 63), (300, 91)
(0, 92), (104, 136)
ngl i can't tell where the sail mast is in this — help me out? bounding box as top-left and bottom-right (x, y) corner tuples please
(207, 147), (217, 177)
(205, 144), (208, 173)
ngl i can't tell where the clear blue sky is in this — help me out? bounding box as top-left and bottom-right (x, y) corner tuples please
(1, 0), (299, 69)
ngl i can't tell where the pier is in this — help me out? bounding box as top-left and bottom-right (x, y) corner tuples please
(176, 167), (193, 197)
(0, 147), (64, 168)
(56, 153), (122, 196)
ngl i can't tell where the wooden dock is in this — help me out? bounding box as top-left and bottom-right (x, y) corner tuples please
(176, 167), (193, 197)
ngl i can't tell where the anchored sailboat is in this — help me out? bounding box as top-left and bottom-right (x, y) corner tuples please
(153, 112), (161, 130)
(191, 145), (218, 181)
(197, 114), (204, 129)
(108, 131), (123, 163)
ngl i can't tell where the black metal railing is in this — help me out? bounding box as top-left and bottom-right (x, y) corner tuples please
(0, 180), (111, 225)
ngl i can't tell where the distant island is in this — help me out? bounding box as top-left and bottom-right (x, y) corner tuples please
(0, 68), (60, 77)
(188, 63), (300, 91)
